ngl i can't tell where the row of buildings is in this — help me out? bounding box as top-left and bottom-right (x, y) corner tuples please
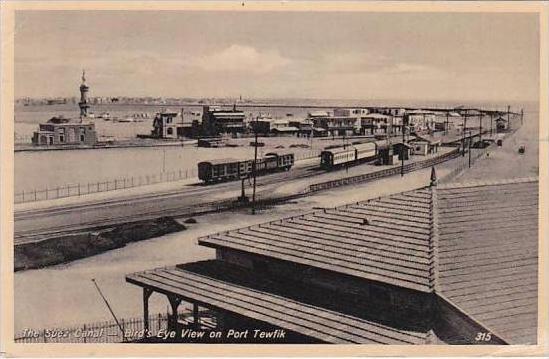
(152, 105), (502, 140)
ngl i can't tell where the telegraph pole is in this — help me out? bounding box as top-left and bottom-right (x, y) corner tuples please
(445, 111), (449, 136)
(521, 108), (524, 126)
(478, 113), (483, 145)
(401, 115), (407, 177)
(462, 115), (467, 156)
(490, 113), (493, 136)
(251, 115), (258, 215)
(468, 131), (472, 168)
(507, 105), (511, 131)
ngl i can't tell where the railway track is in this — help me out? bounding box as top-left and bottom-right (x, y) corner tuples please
(14, 149), (461, 244)
(14, 166), (323, 243)
(14, 164), (322, 221)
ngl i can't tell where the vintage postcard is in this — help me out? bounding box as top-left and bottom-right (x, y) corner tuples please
(1, 1), (547, 357)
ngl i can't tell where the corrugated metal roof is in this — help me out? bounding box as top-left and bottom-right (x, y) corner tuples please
(200, 188), (435, 292)
(436, 178), (538, 344)
(126, 260), (429, 344)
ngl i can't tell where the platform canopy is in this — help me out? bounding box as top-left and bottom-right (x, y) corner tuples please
(127, 260), (429, 344)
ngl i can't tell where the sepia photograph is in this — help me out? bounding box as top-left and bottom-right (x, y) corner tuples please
(0, 0), (547, 356)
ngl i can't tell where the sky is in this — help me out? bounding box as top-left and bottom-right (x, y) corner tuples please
(15, 11), (540, 102)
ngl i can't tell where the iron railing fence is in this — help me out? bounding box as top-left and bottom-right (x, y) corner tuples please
(14, 151), (321, 204)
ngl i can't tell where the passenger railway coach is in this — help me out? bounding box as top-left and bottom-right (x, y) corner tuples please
(198, 152), (294, 184)
(320, 141), (382, 170)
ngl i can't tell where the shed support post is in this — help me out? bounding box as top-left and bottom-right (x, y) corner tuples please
(143, 288), (153, 333)
(167, 296), (182, 332)
(193, 302), (200, 329)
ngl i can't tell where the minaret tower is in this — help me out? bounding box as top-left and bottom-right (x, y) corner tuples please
(79, 70), (90, 118)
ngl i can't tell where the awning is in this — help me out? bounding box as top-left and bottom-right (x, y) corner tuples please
(126, 261), (428, 344)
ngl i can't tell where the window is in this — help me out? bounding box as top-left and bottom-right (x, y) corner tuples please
(59, 135), (65, 143)
(80, 134), (85, 142)
(167, 128), (173, 135)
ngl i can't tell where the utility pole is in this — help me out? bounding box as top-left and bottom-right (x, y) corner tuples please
(468, 131), (472, 168)
(445, 111), (449, 136)
(479, 113), (483, 145)
(521, 108), (524, 126)
(401, 115), (407, 177)
(251, 115), (258, 215)
(490, 113), (493, 136)
(462, 115), (467, 157)
(507, 105), (511, 131)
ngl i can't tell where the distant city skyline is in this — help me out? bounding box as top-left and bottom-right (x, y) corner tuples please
(15, 11), (539, 103)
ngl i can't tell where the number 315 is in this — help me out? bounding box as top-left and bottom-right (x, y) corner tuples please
(475, 332), (492, 341)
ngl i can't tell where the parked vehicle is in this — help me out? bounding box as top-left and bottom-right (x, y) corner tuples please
(198, 152), (294, 184)
(320, 141), (380, 170)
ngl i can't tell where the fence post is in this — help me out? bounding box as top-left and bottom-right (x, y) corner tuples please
(115, 179), (118, 190)
(42, 329), (47, 343)
(78, 183), (81, 196)
(34, 189), (37, 201)
(83, 324), (87, 343)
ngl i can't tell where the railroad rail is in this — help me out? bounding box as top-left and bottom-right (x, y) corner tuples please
(15, 149), (461, 245)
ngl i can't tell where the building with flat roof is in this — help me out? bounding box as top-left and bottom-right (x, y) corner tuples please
(126, 177), (537, 344)
(202, 105), (246, 136)
(151, 109), (184, 139)
(32, 116), (97, 146)
(32, 71), (97, 146)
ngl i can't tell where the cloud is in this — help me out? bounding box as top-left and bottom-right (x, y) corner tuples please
(190, 44), (291, 74)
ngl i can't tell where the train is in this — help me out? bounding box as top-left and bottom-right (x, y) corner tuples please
(198, 152), (295, 184)
(320, 141), (388, 170)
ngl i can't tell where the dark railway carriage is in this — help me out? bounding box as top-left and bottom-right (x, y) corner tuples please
(198, 158), (248, 183)
(198, 152), (295, 184)
(266, 152), (295, 170)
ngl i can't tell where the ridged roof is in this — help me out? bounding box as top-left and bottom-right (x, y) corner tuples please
(436, 178), (538, 344)
(197, 177), (539, 344)
(199, 187), (435, 292)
